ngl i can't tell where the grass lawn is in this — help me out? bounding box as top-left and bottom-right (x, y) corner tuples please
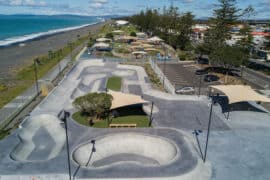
(106, 76), (122, 91)
(72, 105), (150, 128)
(0, 36), (88, 108)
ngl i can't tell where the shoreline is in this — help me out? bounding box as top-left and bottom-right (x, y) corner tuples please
(0, 21), (106, 79)
(0, 21), (102, 48)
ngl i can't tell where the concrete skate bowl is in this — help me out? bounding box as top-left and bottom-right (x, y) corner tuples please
(10, 114), (66, 162)
(73, 133), (179, 168)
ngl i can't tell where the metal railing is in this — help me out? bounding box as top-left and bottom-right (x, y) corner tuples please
(149, 58), (175, 94)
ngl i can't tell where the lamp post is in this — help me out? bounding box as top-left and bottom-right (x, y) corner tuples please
(33, 58), (39, 96)
(163, 43), (167, 88)
(203, 97), (214, 163)
(61, 111), (72, 180)
(148, 102), (154, 127)
(203, 92), (220, 163)
(198, 75), (202, 96)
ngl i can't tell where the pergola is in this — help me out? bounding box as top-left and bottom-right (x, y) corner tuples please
(108, 90), (149, 110)
(93, 42), (110, 48)
(112, 30), (124, 34)
(210, 85), (270, 104)
(147, 36), (164, 44)
(96, 38), (112, 42)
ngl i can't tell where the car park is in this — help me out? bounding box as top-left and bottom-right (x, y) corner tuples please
(195, 69), (208, 75)
(204, 75), (219, 82)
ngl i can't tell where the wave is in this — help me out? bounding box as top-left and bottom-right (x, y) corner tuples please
(0, 21), (102, 47)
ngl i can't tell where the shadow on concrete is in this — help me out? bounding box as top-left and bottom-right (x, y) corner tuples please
(212, 96), (268, 113)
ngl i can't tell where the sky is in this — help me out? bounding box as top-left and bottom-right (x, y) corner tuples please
(0, 0), (269, 19)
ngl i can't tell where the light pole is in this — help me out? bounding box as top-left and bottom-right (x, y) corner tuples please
(61, 111), (72, 180)
(33, 58), (39, 96)
(203, 97), (214, 163)
(148, 102), (154, 127)
(203, 93), (220, 163)
(163, 43), (167, 88)
(198, 75), (203, 96)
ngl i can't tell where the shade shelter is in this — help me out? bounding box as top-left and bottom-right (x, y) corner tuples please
(132, 51), (147, 55)
(144, 48), (159, 52)
(147, 36), (164, 44)
(115, 20), (129, 26)
(93, 42), (111, 51)
(115, 36), (138, 43)
(202, 85), (270, 163)
(210, 85), (270, 104)
(112, 30), (124, 34)
(141, 44), (154, 48)
(136, 32), (148, 39)
(96, 38), (112, 43)
(108, 90), (149, 110)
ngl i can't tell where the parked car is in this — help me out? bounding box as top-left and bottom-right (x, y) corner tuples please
(175, 87), (195, 94)
(195, 69), (208, 75)
(204, 75), (219, 82)
(197, 56), (209, 64)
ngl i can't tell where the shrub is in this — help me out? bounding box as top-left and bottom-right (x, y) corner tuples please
(130, 31), (137, 37)
(105, 32), (114, 39)
(115, 48), (131, 54)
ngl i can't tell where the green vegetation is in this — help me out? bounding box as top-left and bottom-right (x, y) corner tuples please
(106, 76), (122, 91)
(73, 92), (113, 119)
(105, 32), (114, 39)
(115, 47), (131, 54)
(0, 129), (10, 139)
(177, 49), (195, 61)
(144, 64), (164, 91)
(72, 105), (149, 128)
(203, 0), (254, 52)
(99, 23), (138, 37)
(192, 0), (255, 83)
(0, 84), (7, 92)
(0, 36), (88, 108)
(129, 6), (194, 50)
(130, 31), (137, 37)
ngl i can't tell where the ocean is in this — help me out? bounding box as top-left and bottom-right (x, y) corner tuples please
(0, 14), (103, 47)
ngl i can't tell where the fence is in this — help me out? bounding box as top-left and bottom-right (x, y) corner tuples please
(149, 58), (175, 94)
(0, 45), (85, 129)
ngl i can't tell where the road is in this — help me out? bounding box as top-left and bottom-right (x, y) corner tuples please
(242, 67), (270, 89)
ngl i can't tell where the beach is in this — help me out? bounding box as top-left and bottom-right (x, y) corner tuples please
(0, 21), (106, 79)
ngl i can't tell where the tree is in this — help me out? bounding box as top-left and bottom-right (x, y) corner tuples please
(202, 0), (254, 70)
(129, 5), (194, 50)
(73, 93), (113, 119)
(237, 23), (253, 50)
(203, 0), (241, 52)
(210, 45), (247, 68)
(105, 32), (113, 39)
(130, 31), (137, 37)
(210, 45), (248, 83)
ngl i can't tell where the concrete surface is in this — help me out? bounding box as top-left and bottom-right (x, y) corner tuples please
(10, 114), (65, 162)
(0, 56), (270, 180)
(73, 133), (178, 168)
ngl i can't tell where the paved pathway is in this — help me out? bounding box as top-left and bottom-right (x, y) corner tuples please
(0, 46), (85, 127)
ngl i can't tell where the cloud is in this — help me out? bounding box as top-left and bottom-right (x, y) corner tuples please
(89, 0), (108, 9)
(0, 0), (47, 7)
